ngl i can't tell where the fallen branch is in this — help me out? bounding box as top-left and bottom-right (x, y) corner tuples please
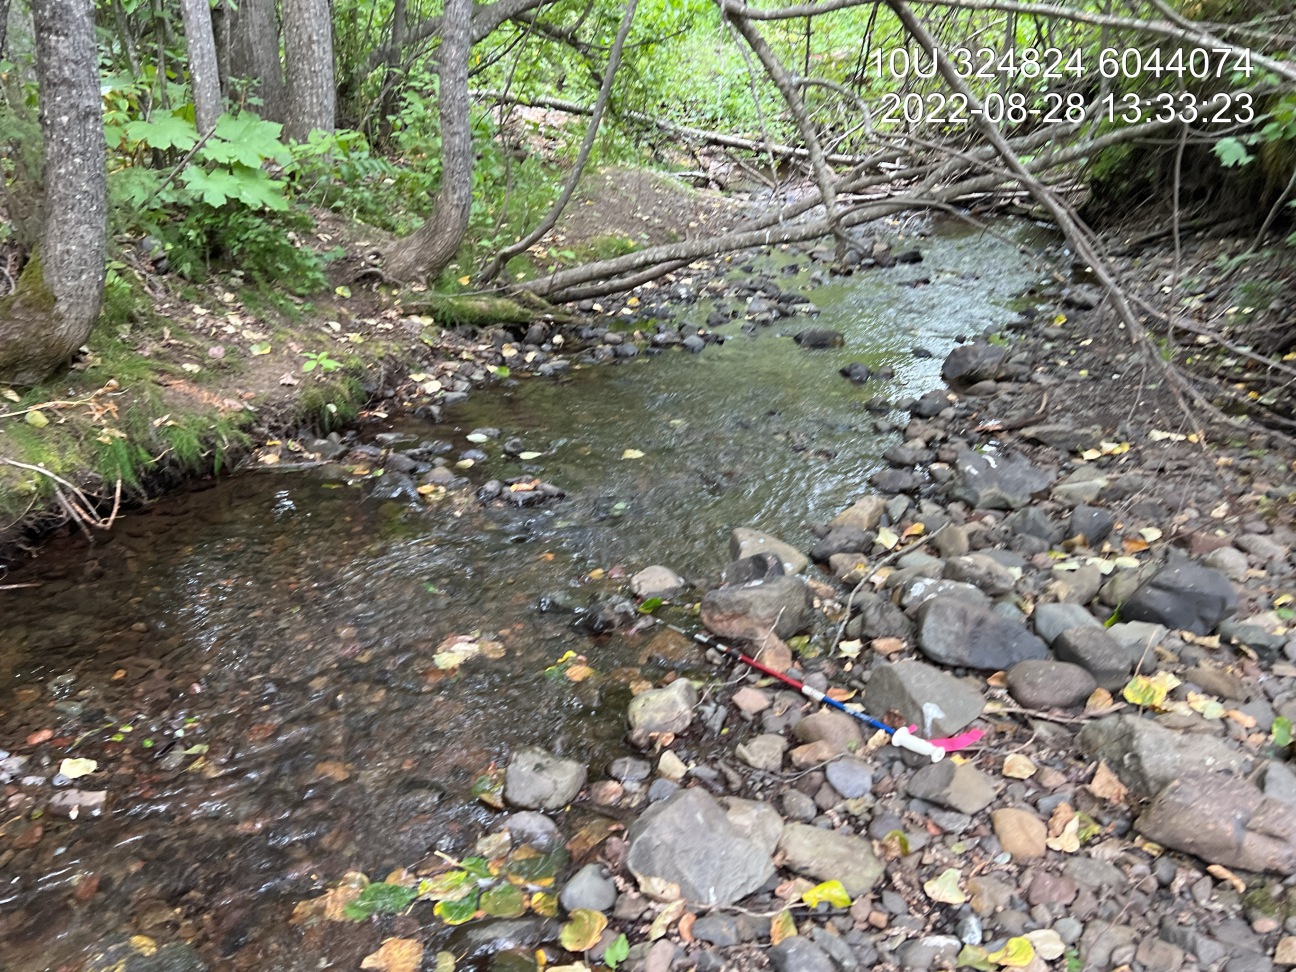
(472, 88), (871, 165)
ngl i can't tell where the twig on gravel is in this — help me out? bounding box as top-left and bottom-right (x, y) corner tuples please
(831, 525), (945, 655)
(992, 702), (1127, 725)
(973, 391), (1050, 434)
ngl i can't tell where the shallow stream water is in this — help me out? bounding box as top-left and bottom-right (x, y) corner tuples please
(0, 220), (1053, 970)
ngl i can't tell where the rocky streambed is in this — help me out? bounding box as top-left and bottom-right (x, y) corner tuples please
(2, 218), (1295, 972)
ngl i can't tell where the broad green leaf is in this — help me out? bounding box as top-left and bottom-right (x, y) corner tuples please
(802, 880), (852, 909)
(1274, 716), (1293, 748)
(559, 909), (607, 952)
(207, 113), (291, 165)
(124, 113), (198, 151)
(182, 167), (242, 207)
(433, 888), (479, 925)
(460, 856), (491, 879)
(638, 597), (663, 614)
(987, 937), (1036, 967)
(603, 933), (630, 970)
(480, 883), (526, 918)
(25, 410), (49, 428)
(434, 953), (456, 972)
(343, 882), (418, 920)
(1214, 137), (1253, 168)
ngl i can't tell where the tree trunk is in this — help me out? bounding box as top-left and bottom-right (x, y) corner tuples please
(222, 0), (285, 121)
(180, 0), (223, 132)
(282, 0), (336, 139)
(385, 0), (474, 282)
(0, 0), (11, 60)
(0, 0), (107, 384)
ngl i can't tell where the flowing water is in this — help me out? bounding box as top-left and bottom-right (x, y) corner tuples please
(0, 220), (1054, 970)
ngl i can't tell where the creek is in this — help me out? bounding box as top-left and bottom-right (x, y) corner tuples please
(0, 219), (1052, 970)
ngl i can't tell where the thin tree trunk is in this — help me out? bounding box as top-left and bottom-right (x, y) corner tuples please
(719, 1), (845, 249)
(223, 0), (285, 121)
(180, 0), (223, 133)
(0, 0), (107, 384)
(479, 0), (639, 283)
(282, 0), (335, 139)
(385, 0), (475, 282)
(0, 0), (9, 59)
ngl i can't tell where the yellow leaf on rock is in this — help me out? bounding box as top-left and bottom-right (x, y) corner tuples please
(923, 868), (967, 905)
(902, 523), (925, 538)
(1084, 687), (1115, 714)
(770, 910), (797, 946)
(621, 449), (645, 460)
(802, 880), (852, 909)
(361, 938), (424, 972)
(59, 757), (98, 779)
(1046, 804), (1081, 853)
(987, 937), (1036, 967)
(561, 909), (608, 951)
(1002, 754), (1036, 779)
(876, 526), (899, 551)
(1121, 671), (1180, 709)
(648, 899), (685, 941)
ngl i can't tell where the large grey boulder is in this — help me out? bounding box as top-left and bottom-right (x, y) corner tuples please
(952, 450), (1054, 510)
(628, 679), (698, 734)
(505, 748), (588, 810)
(907, 760), (997, 814)
(942, 342), (1005, 386)
(1121, 562), (1238, 635)
(778, 824), (884, 896)
(1136, 773), (1296, 874)
(917, 597), (1048, 670)
(730, 528), (808, 575)
(1033, 602), (1103, 645)
(626, 788), (775, 905)
(1052, 626), (1132, 690)
(831, 495), (887, 532)
(865, 660), (984, 737)
(701, 576), (811, 641)
(1078, 714), (1248, 798)
(1006, 660), (1096, 709)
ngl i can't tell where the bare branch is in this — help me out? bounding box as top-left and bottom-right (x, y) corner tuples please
(480, 0), (640, 283)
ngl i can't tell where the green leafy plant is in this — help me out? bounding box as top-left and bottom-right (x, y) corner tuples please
(302, 351), (342, 373)
(604, 934), (631, 970)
